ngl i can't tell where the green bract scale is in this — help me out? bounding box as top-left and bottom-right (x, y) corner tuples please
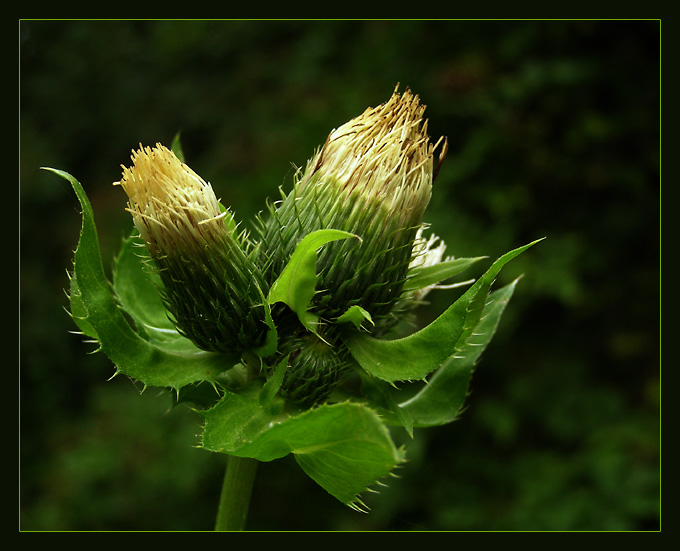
(51, 86), (541, 518)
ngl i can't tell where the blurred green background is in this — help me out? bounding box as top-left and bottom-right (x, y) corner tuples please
(19, 20), (659, 531)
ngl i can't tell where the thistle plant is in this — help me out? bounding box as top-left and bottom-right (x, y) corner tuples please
(48, 87), (541, 531)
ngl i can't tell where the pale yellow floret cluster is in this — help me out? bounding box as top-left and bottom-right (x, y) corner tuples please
(302, 86), (446, 222)
(116, 144), (228, 257)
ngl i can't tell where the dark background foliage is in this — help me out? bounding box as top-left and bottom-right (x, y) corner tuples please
(19, 19), (659, 531)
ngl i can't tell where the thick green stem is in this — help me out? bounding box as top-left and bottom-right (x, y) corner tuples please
(215, 455), (259, 531)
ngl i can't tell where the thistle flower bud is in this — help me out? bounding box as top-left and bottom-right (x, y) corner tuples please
(117, 144), (267, 354)
(277, 331), (352, 406)
(259, 87), (447, 322)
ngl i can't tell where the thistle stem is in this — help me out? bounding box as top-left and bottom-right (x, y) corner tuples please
(215, 455), (259, 531)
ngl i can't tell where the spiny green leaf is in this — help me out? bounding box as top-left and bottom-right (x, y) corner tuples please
(113, 233), (202, 351)
(334, 304), (374, 329)
(343, 239), (543, 383)
(252, 292), (278, 358)
(67, 273), (98, 339)
(258, 355), (288, 412)
(46, 167), (235, 390)
(403, 256), (487, 293)
(399, 279), (520, 426)
(267, 228), (359, 333)
(200, 385), (404, 507)
(171, 132), (185, 162)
